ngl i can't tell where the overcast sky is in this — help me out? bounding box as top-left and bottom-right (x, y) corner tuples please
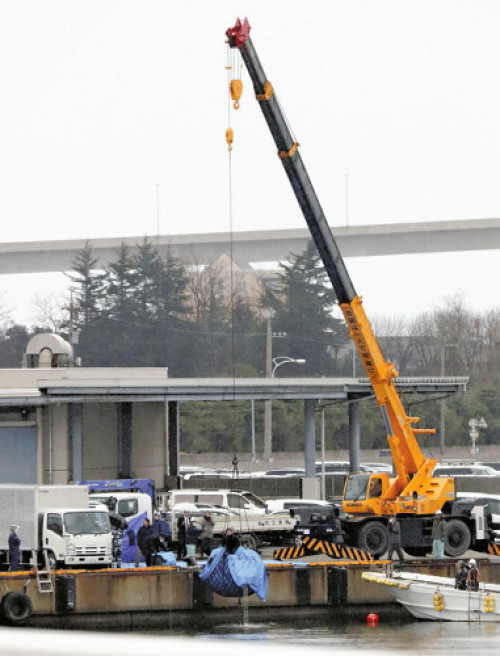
(0, 1), (499, 326)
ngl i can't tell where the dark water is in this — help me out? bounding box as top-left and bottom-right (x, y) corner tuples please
(151, 615), (500, 654)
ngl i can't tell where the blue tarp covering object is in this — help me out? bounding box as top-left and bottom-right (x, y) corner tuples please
(199, 546), (269, 602)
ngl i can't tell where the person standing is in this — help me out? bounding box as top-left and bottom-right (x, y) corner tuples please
(8, 525), (21, 571)
(199, 511), (215, 557)
(431, 510), (446, 560)
(152, 512), (169, 538)
(386, 516), (405, 563)
(185, 519), (202, 560)
(135, 518), (153, 567)
(467, 558), (480, 591)
(108, 497), (128, 569)
(455, 560), (468, 590)
(176, 510), (191, 560)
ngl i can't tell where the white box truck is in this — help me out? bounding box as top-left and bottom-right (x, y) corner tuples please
(0, 485), (113, 570)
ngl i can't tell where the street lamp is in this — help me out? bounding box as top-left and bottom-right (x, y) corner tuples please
(272, 356), (306, 377)
(468, 417), (487, 455)
(261, 308), (275, 462)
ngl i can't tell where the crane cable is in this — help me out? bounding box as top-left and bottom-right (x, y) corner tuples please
(225, 45), (238, 388)
(225, 52), (253, 548)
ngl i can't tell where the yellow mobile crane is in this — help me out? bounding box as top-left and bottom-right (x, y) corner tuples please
(225, 19), (486, 558)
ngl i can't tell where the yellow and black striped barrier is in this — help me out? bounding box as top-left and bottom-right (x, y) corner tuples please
(273, 545), (308, 560)
(273, 536), (374, 563)
(488, 542), (500, 557)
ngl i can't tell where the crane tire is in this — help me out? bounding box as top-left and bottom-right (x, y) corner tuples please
(444, 519), (471, 557)
(357, 521), (388, 557)
(0, 592), (33, 626)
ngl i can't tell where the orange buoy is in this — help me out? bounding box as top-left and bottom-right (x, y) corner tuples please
(367, 612), (379, 626)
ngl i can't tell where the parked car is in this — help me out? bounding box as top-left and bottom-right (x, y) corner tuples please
(477, 462), (500, 472)
(361, 462), (393, 473)
(261, 468), (306, 478)
(315, 461), (350, 475)
(315, 461), (371, 475)
(433, 464), (499, 477)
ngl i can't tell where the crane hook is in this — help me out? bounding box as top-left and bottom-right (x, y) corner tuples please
(229, 79), (243, 110)
(226, 127), (234, 151)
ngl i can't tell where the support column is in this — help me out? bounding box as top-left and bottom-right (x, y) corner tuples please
(348, 396), (361, 472)
(304, 399), (316, 477)
(167, 401), (179, 477)
(119, 402), (133, 477)
(69, 403), (83, 482)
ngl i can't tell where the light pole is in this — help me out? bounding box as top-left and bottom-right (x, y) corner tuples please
(272, 356), (306, 376)
(261, 308), (275, 462)
(264, 356), (306, 462)
(468, 417), (487, 455)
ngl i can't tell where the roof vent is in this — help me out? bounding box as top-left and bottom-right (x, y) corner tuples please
(24, 333), (74, 368)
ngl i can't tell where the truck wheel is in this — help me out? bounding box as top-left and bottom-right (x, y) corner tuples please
(357, 521), (388, 557)
(0, 592), (33, 626)
(47, 553), (57, 570)
(240, 534), (255, 549)
(444, 519), (471, 557)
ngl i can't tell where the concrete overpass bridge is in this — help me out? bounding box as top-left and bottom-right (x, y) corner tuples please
(0, 217), (498, 274)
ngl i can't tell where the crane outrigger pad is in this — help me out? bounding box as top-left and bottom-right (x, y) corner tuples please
(273, 536), (374, 563)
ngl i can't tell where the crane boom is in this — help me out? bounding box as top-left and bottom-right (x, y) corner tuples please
(226, 18), (454, 516)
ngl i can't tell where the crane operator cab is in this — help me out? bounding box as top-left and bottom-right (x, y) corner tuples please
(344, 473), (388, 513)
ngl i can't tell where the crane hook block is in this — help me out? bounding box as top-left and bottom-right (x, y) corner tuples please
(230, 79), (243, 109)
(226, 127), (234, 151)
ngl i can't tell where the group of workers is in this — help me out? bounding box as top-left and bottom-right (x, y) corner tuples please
(386, 509), (483, 588)
(455, 558), (481, 591)
(387, 509), (454, 563)
(135, 509), (216, 566)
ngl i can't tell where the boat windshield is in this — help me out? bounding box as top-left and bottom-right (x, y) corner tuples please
(64, 511), (111, 535)
(344, 474), (371, 501)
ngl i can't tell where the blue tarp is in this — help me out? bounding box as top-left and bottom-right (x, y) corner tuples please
(199, 546), (268, 602)
(156, 550), (177, 566)
(121, 511), (147, 564)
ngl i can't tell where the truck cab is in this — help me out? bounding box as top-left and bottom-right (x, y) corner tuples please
(89, 491), (153, 522)
(42, 507), (112, 569)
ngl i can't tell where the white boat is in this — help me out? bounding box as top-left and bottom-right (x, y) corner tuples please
(362, 569), (500, 622)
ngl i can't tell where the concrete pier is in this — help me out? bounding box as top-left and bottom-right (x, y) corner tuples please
(1, 559), (498, 629)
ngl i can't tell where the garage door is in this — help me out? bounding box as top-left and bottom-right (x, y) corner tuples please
(0, 426), (37, 483)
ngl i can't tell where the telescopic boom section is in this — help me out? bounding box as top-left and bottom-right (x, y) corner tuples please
(227, 18), (453, 512)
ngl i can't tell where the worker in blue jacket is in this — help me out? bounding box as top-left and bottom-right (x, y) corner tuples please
(8, 524), (21, 571)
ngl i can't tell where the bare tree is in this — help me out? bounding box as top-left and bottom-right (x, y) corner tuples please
(32, 293), (70, 333)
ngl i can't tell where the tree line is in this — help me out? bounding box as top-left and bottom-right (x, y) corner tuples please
(0, 239), (498, 453)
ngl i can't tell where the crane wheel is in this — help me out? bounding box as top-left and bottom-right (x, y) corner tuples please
(444, 519), (471, 557)
(356, 521), (388, 557)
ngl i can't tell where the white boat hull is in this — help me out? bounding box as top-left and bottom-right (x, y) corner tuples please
(362, 570), (500, 622)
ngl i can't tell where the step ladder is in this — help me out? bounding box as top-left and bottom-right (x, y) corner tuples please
(33, 550), (54, 594)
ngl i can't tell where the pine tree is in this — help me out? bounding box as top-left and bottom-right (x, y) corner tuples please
(66, 241), (106, 328)
(261, 241), (347, 376)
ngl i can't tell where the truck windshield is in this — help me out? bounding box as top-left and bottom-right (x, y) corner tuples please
(64, 511), (111, 535)
(344, 474), (371, 501)
(242, 492), (267, 510)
